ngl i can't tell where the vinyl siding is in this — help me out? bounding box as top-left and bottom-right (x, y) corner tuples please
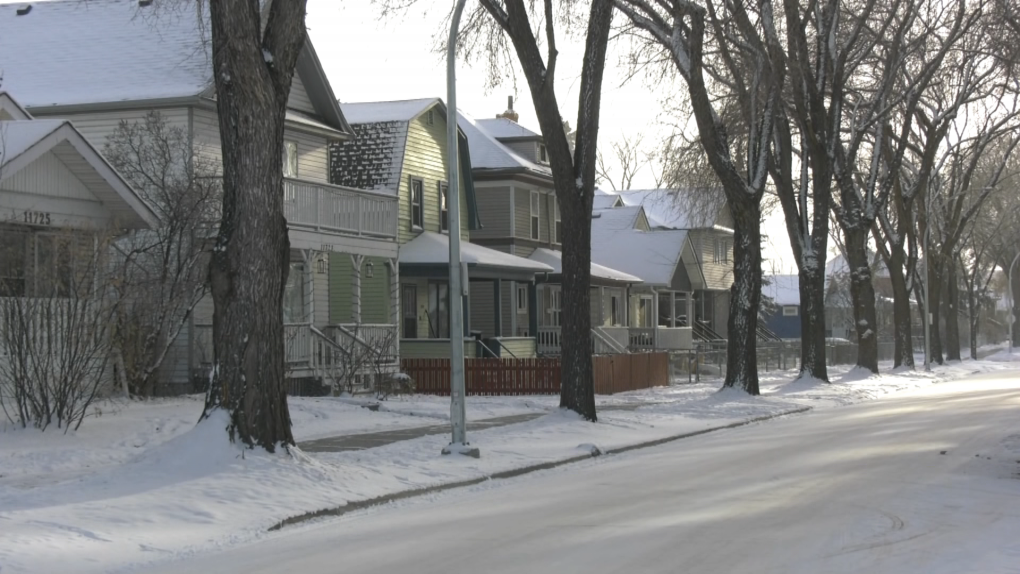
(328, 253), (391, 324)
(0, 149), (95, 200)
(497, 338), (536, 358)
(470, 184), (512, 238)
(693, 230), (734, 291)
(397, 108), (470, 244)
(32, 108), (190, 150)
(468, 280), (501, 338)
(287, 72), (316, 115)
(504, 140), (539, 163)
(514, 187), (532, 239)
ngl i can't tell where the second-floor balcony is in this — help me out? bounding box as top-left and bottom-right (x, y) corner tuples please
(284, 178), (397, 240)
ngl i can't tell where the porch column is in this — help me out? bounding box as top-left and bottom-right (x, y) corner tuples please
(463, 290), (471, 338)
(599, 286), (605, 326)
(652, 288), (659, 347)
(493, 279), (502, 337)
(387, 258), (400, 358)
(510, 281), (518, 336)
(670, 290), (676, 328)
(528, 281), (538, 338)
(350, 254), (364, 324)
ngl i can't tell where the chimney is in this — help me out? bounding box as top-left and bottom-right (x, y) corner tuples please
(496, 95), (519, 123)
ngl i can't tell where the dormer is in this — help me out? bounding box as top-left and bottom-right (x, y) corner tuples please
(477, 97), (548, 167)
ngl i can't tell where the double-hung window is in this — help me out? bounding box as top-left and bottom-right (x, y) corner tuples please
(530, 191), (540, 240)
(410, 177), (424, 230)
(553, 196), (562, 244)
(439, 182), (449, 232)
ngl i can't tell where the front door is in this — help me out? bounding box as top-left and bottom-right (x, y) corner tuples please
(401, 284), (417, 339)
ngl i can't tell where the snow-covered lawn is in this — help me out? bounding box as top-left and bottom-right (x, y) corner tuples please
(1, 351), (1017, 574)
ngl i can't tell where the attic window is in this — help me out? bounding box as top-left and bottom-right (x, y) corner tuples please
(426, 110), (435, 126)
(539, 144), (547, 163)
(783, 306), (799, 317)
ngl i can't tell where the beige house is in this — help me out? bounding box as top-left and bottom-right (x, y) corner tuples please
(0, 0), (399, 391)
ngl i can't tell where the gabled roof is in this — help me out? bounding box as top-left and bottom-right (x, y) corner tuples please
(399, 231), (553, 274)
(600, 188), (731, 231)
(591, 206), (649, 232)
(0, 92), (32, 120)
(593, 189), (624, 209)
(458, 112), (552, 178)
(527, 248), (642, 285)
(1, 119), (157, 229)
(475, 118), (541, 140)
(340, 98), (440, 124)
(763, 275), (801, 306)
(0, 0), (351, 136)
(591, 229), (691, 287)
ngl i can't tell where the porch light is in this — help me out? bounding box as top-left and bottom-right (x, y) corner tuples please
(365, 261), (374, 279)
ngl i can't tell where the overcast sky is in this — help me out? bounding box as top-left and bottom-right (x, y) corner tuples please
(304, 1), (799, 272)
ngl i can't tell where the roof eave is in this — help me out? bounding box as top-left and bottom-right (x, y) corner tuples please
(26, 95), (207, 116)
(296, 36), (355, 139)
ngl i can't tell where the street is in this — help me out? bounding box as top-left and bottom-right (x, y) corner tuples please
(143, 370), (1020, 574)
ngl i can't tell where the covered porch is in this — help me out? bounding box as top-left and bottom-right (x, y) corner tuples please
(397, 232), (553, 360)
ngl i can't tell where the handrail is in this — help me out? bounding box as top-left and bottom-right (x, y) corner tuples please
(592, 327), (627, 354)
(310, 325), (349, 357)
(491, 338), (519, 359)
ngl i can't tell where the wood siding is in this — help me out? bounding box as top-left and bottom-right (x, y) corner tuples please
(286, 72), (316, 115)
(397, 107), (470, 244)
(692, 229), (734, 291)
(0, 149), (95, 200)
(470, 184), (512, 238)
(504, 140), (539, 163)
(513, 187), (532, 239)
(328, 253), (391, 324)
(33, 108), (190, 150)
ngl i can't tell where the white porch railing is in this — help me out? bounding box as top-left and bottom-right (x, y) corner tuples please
(192, 322), (318, 371)
(629, 328), (656, 349)
(331, 323), (399, 363)
(656, 327), (694, 350)
(598, 326), (630, 352)
(537, 326), (562, 355)
(283, 178), (397, 239)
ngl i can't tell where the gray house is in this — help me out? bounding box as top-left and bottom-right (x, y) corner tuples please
(0, 0), (400, 390)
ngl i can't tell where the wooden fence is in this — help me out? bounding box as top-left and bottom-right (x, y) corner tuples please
(401, 353), (669, 396)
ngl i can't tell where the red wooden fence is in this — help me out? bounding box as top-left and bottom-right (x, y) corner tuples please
(401, 353), (668, 396)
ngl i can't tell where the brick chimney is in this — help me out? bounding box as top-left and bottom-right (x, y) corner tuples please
(496, 95), (519, 122)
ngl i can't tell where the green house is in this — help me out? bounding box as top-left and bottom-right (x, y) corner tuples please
(331, 98), (553, 360)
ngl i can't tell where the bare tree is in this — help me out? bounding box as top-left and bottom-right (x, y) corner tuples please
(615, 0), (786, 394)
(596, 133), (660, 190)
(104, 112), (220, 397)
(448, 0), (614, 420)
(199, 0), (308, 450)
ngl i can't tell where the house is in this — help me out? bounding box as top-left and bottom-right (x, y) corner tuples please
(0, 0), (400, 392)
(457, 109), (648, 355)
(595, 188), (735, 339)
(1, 92), (157, 389)
(762, 274), (801, 339)
(330, 98), (554, 359)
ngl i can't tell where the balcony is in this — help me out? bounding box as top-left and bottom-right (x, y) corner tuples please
(283, 178), (397, 239)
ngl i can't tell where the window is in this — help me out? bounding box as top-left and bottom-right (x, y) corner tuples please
(553, 196), (562, 244)
(783, 306), (799, 317)
(636, 297), (653, 328)
(282, 140), (298, 178)
(517, 284), (528, 313)
(410, 177), (424, 230)
(401, 284), (418, 339)
(713, 237), (730, 263)
(439, 182), (449, 232)
(530, 190), (540, 240)
(427, 282), (450, 338)
(610, 295), (621, 326)
(0, 227), (86, 298)
(544, 286), (562, 327)
(539, 143), (548, 163)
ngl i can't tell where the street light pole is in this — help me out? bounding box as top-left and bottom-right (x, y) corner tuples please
(923, 185), (932, 372)
(1008, 251), (1020, 356)
(441, 0), (479, 458)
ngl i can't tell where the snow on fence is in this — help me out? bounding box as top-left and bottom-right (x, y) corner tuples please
(401, 353), (669, 396)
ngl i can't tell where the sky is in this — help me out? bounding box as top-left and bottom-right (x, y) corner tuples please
(304, 1), (800, 272)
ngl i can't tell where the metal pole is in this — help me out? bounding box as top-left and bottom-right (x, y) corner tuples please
(442, 0), (478, 458)
(1009, 252), (1020, 356)
(923, 185), (932, 372)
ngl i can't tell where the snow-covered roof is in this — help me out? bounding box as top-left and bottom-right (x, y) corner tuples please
(593, 189), (624, 209)
(591, 206), (648, 232)
(1, 119), (156, 229)
(340, 98), (440, 124)
(825, 253), (889, 278)
(0, 92), (32, 120)
(400, 232), (553, 273)
(475, 118), (541, 140)
(763, 275), (801, 306)
(0, 0), (350, 135)
(590, 229), (690, 287)
(458, 112), (552, 177)
(527, 248), (642, 284)
(600, 188), (729, 231)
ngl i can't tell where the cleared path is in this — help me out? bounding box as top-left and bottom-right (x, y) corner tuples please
(146, 370), (1020, 574)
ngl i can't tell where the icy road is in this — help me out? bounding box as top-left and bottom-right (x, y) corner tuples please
(146, 370), (1020, 574)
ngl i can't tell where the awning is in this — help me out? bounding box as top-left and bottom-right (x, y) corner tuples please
(399, 231), (553, 281)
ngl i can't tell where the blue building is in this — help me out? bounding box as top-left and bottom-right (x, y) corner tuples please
(763, 274), (801, 339)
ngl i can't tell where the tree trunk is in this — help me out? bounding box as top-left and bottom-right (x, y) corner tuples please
(559, 187), (596, 420)
(967, 287), (979, 359)
(887, 255), (915, 369)
(723, 202), (762, 395)
(944, 261), (961, 361)
(843, 227), (879, 373)
(200, 1), (306, 450)
(797, 262), (828, 380)
(927, 261), (944, 365)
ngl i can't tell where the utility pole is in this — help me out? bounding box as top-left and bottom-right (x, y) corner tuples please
(923, 184), (932, 372)
(441, 0), (479, 458)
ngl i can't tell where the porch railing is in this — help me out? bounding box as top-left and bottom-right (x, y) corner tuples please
(283, 178), (397, 239)
(192, 322), (318, 371)
(537, 326), (562, 355)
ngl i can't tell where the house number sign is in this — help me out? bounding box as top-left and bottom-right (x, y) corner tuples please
(22, 211), (52, 225)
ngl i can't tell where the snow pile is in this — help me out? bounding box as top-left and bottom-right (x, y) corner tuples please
(0, 354), (1016, 573)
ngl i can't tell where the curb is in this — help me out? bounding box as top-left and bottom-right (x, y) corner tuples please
(268, 405), (812, 532)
